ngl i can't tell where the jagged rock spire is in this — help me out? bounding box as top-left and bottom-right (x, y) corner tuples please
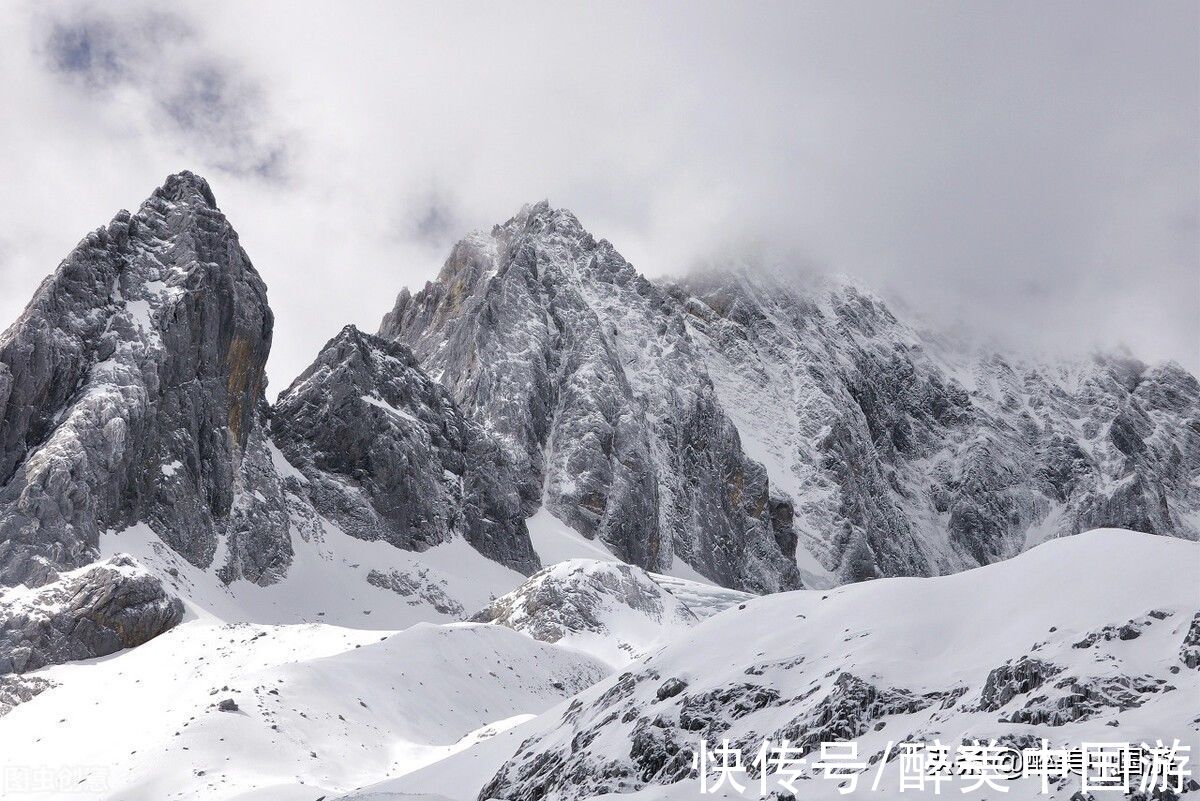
(0, 172), (288, 588)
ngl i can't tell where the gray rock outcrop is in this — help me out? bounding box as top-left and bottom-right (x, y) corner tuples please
(272, 325), (537, 574)
(0, 171), (290, 589)
(0, 554), (182, 675)
(380, 203), (802, 592)
(471, 559), (699, 647)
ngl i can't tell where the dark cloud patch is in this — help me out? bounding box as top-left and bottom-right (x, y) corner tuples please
(160, 62), (291, 180)
(43, 17), (124, 85)
(407, 198), (462, 249)
(42, 11), (191, 88)
(34, 6), (290, 182)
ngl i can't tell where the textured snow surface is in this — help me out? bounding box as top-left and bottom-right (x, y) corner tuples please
(350, 529), (1200, 801)
(98, 516), (524, 628)
(0, 618), (606, 800)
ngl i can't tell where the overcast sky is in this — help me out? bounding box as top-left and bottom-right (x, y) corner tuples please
(2, 1), (1196, 391)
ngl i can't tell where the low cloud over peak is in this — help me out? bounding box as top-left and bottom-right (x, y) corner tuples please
(1, 0), (1195, 390)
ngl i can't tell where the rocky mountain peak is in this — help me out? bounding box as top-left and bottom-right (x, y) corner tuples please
(151, 170), (219, 209)
(0, 171), (287, 589)
(274, 322), (538, 573)
(379, 202), (803, 593)
(381, 199), (1199, 587)
(506, 200), (589, 243)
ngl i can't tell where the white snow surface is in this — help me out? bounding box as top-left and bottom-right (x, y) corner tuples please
(0, 620), (606, 800)
(2, 522), (1194, 801)
(527, 504), (622, 566)
(346, 529), (1200, 801)
(98, 516), (524, 629)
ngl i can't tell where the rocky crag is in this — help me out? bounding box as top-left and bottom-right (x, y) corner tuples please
(271, 324), (537, 573)
(380, 203), (803, 593)
(0, 172), (288, 590)
(0, 175), (1196, 678)
(380, 202), (1199, 587)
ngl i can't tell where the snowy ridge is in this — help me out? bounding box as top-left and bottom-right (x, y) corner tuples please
(472, 559), (703, 668)
(359, 529), (1200, 801)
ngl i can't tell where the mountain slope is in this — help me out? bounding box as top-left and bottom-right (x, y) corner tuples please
(676, 268), (1200, 580)
(357, 529), (1200, 801)
(0, 617), (607, 801)
(379, 203), (801, 593)
(0, 172), (289, 589)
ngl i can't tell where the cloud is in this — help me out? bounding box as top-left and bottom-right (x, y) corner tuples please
(34, 5), (290, 179)
(0, 0), (1196, 394)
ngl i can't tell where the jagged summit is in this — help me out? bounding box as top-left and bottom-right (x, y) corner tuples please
(505, 199), (589, 239)
(151, 170), (219, 209)
(380, 200), (1199, 586)
(0, 171), (285, 589)
(380, 200), (802, 593)
(279, 323), (425, 395)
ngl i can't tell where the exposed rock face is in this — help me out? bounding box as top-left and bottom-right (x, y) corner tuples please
(0, 555), (182, 675)
(0, 674), (55, 717)
(381, 206), (1199, 587)
(0, 172), (289, 589)
(977, 656), (1063, 711)
(272, 325), (537, 574)
(1000, 673), (1168, 727)
(380, 203), (802, 593)
(673, 269), (1200, 581)
(1182, 612), (1200, 669)
(366, 567), (466, 617)
(472, 559), (701, 665)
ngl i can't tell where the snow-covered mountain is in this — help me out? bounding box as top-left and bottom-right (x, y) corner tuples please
(0, 172), (289, 590)
(349, 529), (1200, 801)
(0, 174), (1196, 801)
(380, 203), (803, 593)
(676, 269), (1200, 582)
(381, 202), (1198, 587)
(471, 559), (750, 668)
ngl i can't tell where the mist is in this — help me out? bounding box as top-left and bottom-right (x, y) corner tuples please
(1, 0), (1195, 392)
